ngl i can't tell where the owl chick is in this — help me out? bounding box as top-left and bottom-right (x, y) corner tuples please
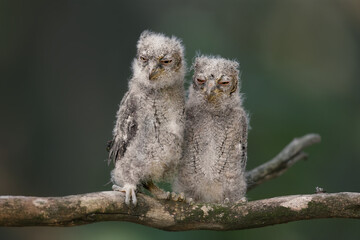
(108, 30), (186, 206)
(173, 55), (248, 204)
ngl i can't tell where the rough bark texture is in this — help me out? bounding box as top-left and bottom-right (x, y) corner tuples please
(0, 192), (359, 230)
(1, 133), (357, 230)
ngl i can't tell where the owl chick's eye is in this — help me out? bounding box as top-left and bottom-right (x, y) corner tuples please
(160, 59), (173, 65)
(140, 56), (148, 61)
(197, 78), (206, 84)
(219, 81), (230, 85)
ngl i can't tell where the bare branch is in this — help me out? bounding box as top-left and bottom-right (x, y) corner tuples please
(1, 133), (348, 231)
(0, 191), (359, 230)
(246, 133), (321, 190)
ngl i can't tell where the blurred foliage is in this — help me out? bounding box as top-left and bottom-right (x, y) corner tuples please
(0, 0), (359, 239)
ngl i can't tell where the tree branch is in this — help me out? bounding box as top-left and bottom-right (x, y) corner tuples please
(246, 133), (321, 190)
(0, 192), (359, 230)
(2, 133), (353, 231)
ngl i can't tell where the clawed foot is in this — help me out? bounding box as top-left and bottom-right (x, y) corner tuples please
(186, 197), (194, 205)
(223, 197), (247, 205)
(144, 181), (171, 200)
(112, 184), (137, 206)
(171, 191), (184, 201)
(171, 192), (194, 205)
(152, 190), (171, 200)
(143, 181), (193, 204)
(236, 197), (247, 204)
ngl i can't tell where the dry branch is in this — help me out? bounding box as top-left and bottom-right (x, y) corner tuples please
(246, 133), (321, 190)
(1, 132), (355, 231)
(0, 192), (359, 230)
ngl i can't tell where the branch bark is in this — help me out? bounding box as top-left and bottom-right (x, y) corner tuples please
(2, 133), (353, 231)
(246, 133), (321, 190)
(0, 192), (359, 230)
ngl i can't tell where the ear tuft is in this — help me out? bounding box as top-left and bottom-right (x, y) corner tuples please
(191, 57), (201, 71)
(139, 30), (153, 39)
(229, 60), (240, 76)
(231, 60), (239, 70)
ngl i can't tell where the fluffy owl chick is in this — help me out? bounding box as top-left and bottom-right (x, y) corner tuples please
(173, 55), (248, 204)
(108, 30), (186, 206)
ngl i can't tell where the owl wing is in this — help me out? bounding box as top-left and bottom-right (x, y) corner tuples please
(183, 108), (201, 173)
(107, 91), (138, 165)
(217, 109), (248, 174)
(238, 111), (248, 168)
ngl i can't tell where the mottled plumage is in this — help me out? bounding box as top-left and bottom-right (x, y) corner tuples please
(108, 30), (186, 205)
(173, 55), (248, 203)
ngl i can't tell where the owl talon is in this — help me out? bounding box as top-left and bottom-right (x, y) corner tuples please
(179, 192), (185, 201)
(171, 192), (186, 202)
(165, 191), (171, 200)
(131, 188), (137, 206)
(154, 190), (170, 200)
(112, 184), (137, 206)
(171, 192), (178, 201)
(235, 197), (247, 204)
(186, 197), (194, 205)
(144, 181), (170, 200)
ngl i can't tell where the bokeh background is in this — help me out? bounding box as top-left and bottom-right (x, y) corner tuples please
(1, 0), (359, 239)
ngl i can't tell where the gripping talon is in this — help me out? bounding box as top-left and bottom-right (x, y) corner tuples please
(237, 197), (247, 204)
(144, 181), (169, 200)
(165, 191), (171, 200)
(171, 192), (178, 201)
(113, 184), (137, 206)
(131, 188), (137, 206)
(179, 192), (185, 201)
(171, 192), (188, 202)
(125, 189), (131, 205)
(186, 197), (194, 205)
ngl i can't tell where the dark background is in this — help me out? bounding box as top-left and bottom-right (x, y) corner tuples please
(1, 0), (359, 239)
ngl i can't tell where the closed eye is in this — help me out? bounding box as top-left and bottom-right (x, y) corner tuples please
(219, 81), (230, 85)
(197, 78), (206, 84)
(140, 56), (148, 61)
(161, 59), (173, 65)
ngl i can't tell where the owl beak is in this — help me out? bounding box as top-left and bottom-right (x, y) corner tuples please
(205, 81), (216, 96)
(149, 65), (164, 80)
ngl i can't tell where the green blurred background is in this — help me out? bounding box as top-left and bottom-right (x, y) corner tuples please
(1, 0), (359, 239)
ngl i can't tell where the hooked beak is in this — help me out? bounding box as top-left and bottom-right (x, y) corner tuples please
(149, 65), (164, 80)
(205, 80), (216, 98)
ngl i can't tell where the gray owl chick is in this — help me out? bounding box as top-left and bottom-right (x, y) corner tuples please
(108, 30), (186, 206)
(173, 55), (248, 204)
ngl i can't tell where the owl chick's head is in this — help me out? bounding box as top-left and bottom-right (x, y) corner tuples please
(190, 55), (240, 106)
(132, 30), (186, 88)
